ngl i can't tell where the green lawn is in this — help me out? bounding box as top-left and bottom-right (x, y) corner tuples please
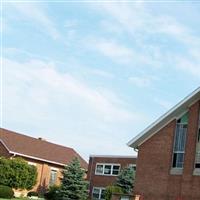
(0, 199), (44, 200)
(0, 199), (28, 200)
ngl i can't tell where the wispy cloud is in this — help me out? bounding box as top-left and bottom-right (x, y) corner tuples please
(3, 57), (147, 159)
(154, 98), (173, 110)
(91, 2), (200, 76)
(11, 3), (60, 40)
(3, 57), (141, 123)
(128, 76), (155, 88)
(90, 39), (134, 64)
(89, 69), (114, 79)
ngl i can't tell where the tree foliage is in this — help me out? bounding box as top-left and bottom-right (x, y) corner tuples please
(115, 166), (135, 194)
(58, 157), (88, 200)
(105, 185), (123, 200)
(0, 157), (37, 190)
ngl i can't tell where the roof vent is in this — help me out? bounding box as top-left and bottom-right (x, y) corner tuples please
(38, 137), (46, 141)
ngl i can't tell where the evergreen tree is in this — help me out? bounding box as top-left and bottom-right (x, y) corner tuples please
(115, 166), (135, 194)
(58, 157), (88, 200)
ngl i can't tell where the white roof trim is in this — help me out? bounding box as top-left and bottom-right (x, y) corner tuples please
(0, 139), (66, 166)
(9, 151), (66, 167)
(128, 87), (200, 148)
(0, 139), (11, 152)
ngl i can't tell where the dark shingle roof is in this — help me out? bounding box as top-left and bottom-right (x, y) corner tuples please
(0, 128), (87, 169)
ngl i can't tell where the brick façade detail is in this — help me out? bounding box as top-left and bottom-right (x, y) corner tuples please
(88, 156), (137, 199)
(134, 100), (200, 200)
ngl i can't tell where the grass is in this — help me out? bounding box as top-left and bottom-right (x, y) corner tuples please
(0, 199), (29, 200)
(0, 199), (44, 200)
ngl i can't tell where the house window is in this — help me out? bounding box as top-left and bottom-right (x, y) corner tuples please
(92, 187), (105, 200)
(96, 164), (104, 174)
(49, 169), (57, 186)
(112, 165), (120, 175)
(172, 112), (188, 168)
(128, 164), (136, 171)
(195, 110), (200, 168)
(95, 163), (121, 176)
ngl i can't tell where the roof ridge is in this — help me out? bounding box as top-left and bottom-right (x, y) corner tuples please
(0, 127), (74, 151)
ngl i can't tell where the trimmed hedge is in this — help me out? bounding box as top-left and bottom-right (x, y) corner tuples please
(0, 185), (14, 199)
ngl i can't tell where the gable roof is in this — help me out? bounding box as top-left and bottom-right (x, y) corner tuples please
(0, 128), (88, 169)
(128, 87), (200, 149)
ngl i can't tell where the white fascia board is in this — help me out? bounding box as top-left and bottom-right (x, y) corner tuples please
(127, 87), (200, 148)
(9, 151), (66, 167)
(0, 139), (66, 166)
(0, 139), (11, 152)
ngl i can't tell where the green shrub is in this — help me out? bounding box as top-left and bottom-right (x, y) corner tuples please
(0, 185), (14, 199)
(0, 157), (37, 190)
(44, 185), (60, 200)
(105, 185), (123, 200)
(27, 191), (38, 197)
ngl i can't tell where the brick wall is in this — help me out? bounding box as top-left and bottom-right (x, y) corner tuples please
(88, 156), (136, 199)
(0, 147), (64, 195)
(134, 101), (200, 200)
(22, 158), (63, 193)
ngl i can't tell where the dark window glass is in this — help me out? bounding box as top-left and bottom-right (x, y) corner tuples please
(112, 165), (120, 175)
(104, 165), (111, 174)
(100, 189), (106, 199)
(92, 188), (100, 199)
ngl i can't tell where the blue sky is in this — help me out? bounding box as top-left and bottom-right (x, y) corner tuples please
(2, 1), (200, 160)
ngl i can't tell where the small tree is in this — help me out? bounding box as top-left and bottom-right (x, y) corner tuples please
(115, 166), (135, 194)
(105, 185), (123, 200)
(58, 157), (88, 200)
(0, 157), (37, 190)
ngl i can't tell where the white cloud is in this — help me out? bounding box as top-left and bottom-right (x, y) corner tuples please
(175, 56), (200, 78)
(12, 3), (60, 40)
(90, 39), (134, 64)
(154, 98), (173, 110)
(89, 69), (114, 79)
(91, 2), (200, 76)
(128, 76), (154, 88)
(3, 57), (148, 159)
(87, 38), (159, 66)
(3, 58), (142, 123)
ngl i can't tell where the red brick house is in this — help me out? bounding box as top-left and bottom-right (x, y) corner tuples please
(0, 128), (88, 195)
(128, 87), (200, 200)
(87, 155), (137, 200)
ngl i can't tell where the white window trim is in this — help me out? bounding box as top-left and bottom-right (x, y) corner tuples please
(28, 161), (37, 166)
(92, 187), (105, 200)
(95, 163), (121, 176)
(50, 167), (59, 171)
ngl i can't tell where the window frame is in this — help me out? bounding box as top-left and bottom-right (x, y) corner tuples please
(195, 110), (200, 169)
(92, 187), (105, 200)
(49, 168), (58, 186)
(95, 163), (121, 176)
(171, 111), (188, 170)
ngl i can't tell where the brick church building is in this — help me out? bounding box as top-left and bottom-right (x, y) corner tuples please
(128, 87), (200, 200)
